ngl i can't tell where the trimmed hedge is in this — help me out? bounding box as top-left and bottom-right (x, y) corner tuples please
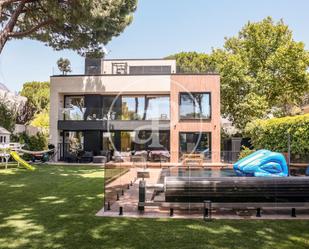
(245, 114), (309, 154)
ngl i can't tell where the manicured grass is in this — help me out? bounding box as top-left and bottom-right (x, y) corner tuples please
(1, 165), (309, 249)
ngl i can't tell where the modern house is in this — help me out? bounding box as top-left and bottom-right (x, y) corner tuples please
(49, 58), (220, 163)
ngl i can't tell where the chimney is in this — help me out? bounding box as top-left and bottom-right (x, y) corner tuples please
(84, 57), (102, 75)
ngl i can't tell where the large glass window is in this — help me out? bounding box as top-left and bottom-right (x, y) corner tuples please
(145, 96), (170, 120)
(64, 131), (84, 156)
(121, 95), (170, 120)
(102, 96), (121, 120)
(121, 96), (145, 120)
(63, 95), (170, 121)
(64, 96), (85, 120)
(134, 130), (170, 151)
(84, 95), (102, 121)
(179, 93), (211, 120)
(112, 131), (170, 152)
(120, 131), (135, 151)
(179, 132), (211, 158)
(102, 132), (115, 151)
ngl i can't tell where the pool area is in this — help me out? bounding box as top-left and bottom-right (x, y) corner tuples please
(99, 164), (309, 219)
(161, 167), (236, 178)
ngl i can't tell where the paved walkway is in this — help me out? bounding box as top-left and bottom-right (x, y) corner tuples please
(104, 168), (162, 212)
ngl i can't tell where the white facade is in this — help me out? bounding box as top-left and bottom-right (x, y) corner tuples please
(50, 59), (176, 150)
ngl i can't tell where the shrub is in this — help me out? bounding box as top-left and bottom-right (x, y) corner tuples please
(0, 97), (16, 132)
(238, 146), (256, 160)
(245, 114), (309, 154)
(14, 132), (48, 160)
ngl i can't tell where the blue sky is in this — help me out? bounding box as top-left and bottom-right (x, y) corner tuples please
(1, 0), (309, 92)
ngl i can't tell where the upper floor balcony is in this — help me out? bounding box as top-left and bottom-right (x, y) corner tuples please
(61, 94), (171, 121)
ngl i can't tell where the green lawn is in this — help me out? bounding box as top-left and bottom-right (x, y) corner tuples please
(1, 165), (309, 249)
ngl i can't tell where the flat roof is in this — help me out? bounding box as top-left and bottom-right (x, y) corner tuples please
(51, 72), (219, 78)
(102, 58), (175, 61)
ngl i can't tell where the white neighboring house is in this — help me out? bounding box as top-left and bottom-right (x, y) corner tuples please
(0, 126), (10, 145)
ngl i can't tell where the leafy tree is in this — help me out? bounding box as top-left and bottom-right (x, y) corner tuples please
(0, 97), (16, 132)
(170, 17), (309, 131)
(0, 0), (137, 54)
(16, 132), (48, 159)
(167, 52), (216, 73)
(57, 58), (72, 75)
(16, 103), (36, 125)
(20, 81), (50, 123)
(30, 110), (49, 130)
(213, 17), (309, 129)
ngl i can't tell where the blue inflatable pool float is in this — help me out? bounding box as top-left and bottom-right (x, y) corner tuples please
(233, 149), (288, 177)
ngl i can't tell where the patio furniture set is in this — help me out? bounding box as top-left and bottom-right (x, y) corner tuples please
(65, 149), (170, 163)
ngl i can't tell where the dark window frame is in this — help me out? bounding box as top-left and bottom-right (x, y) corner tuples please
(63, 94), (171, 121)
(129, 65), (172, 75)
(62, 130), (85, 159)
(121, 94), (170, 121)
(179, 131), (212, 155)
(63, 95), (85, 121)
(179, 92), (212, 121)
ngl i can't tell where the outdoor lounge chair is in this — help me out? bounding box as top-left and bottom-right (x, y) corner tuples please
(133, 150), (148, 161)
(93, 156), (107, 164)
(99, 150), (111, 162)
(112, 151), (131, 162)
(149, 150), (170, 162)
(80, 151), (93, 163)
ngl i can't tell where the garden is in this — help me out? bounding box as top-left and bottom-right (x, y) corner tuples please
(1, 165), (309, 249)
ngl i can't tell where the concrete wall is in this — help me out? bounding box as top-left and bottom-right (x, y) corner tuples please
(170, 75), (221, 162)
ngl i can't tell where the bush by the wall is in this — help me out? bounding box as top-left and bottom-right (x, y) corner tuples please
(245, 114), (309, 154)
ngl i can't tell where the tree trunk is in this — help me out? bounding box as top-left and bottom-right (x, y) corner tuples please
(0, 30), (9, 54)
(0, 0), (27, 54)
